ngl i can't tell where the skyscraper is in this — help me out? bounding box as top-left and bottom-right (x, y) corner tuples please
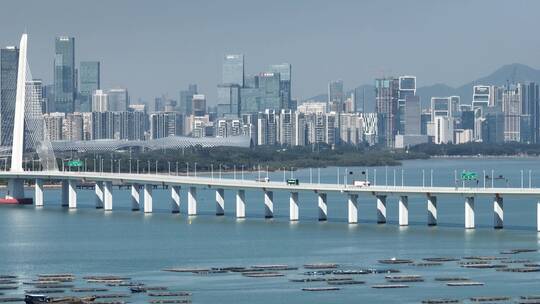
(107, 88), (129, 111)
(0, 46), (19, 146)
(92, 90), (108, 112)
(258, 72), (281, 111)
(502, 85), (521, 142)
(222, 54), (244, 86)
(472, 85), (491, 111)
(328, 80), (344, 112)
(54, 36), (76, 113)
(398, 76), (416, 133)
(270, 63), (292, 109)
(404, 95), (421, 135)
(192, 94), (207, 116)
(217, 84), (241, 117)
(431, 97), (451, 118)
(179, 84), (197, 114)
(375, 77), (399, 147)
(79, 61), (100, 112)
(520, 82), (539, 143)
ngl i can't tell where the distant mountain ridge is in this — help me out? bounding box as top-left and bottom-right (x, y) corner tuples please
(304, 63), (540, 111)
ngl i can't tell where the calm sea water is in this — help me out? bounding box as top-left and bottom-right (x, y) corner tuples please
(0, 158), (539, 303)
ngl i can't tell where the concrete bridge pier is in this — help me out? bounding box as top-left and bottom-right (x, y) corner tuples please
(465, 196), (475, 229)
(348, 194), (358, 224)
(104, 181), (113, 211)
(188, 186), (197, 216)
(6, 179), (24, 200)
(494, 195), (504, 229)
(95, 181), (104, 209)
(318, 193), (328, 221)
(143, 184), (153, 213)
(236, 189), (245, 218)
(399, 196), (408, 226)
(216, 188), (225, 216)
(427, 195), (437, 226)
(131, 184), (140, 211)
(264, 190), (274, 219)
(68, 180), (77, 209)
(290, 192), (299, 221)
(61, 180), (69, 207)
(537, 201), (540, 232)
(376, 195), (387, 224)
(35, 179), (43, 207)
(171, 186), (181, 213)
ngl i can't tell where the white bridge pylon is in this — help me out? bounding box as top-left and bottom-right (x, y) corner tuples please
(6, 34), (28, 199)
(10, 33), (27, 173)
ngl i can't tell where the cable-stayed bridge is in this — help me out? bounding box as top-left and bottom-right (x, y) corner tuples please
(1, 34), (539, 232)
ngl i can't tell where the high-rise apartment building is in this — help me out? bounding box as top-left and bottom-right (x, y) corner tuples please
(92, 90), (108, 112)
(64, 113), (84, 141)
(297, 102), (327, 114)
(54, 36), (76, 113)
(222, 54), (244, 86)
(79, 61), (100, 112)
(434, 116), (453, 144)
(43, 112), (64, 141)
(339, 113), (363, 145)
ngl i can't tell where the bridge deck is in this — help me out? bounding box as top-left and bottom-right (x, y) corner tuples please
(1, 171), (540, 198)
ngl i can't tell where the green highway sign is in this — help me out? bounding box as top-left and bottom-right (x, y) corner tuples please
(461, 171), (477, 181)
(67, 160), (83, 167)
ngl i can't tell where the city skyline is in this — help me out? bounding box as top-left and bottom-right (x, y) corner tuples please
(1, 0), (540, 103)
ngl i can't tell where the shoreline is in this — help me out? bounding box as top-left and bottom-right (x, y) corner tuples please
(429, 154), (540, 159)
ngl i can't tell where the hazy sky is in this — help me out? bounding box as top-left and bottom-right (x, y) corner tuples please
(1, 0), (540, 104)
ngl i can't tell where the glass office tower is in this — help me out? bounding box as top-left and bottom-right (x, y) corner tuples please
(54, 36), (76, 113)
(0, 46), (19, 146)
(79, 61), (100, 112)
(222, 54), (244, 86)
